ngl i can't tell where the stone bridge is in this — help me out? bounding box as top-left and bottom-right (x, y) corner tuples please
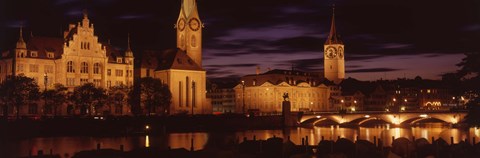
(298, 111), (467, 126)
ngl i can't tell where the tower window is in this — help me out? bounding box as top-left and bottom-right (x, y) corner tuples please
(191, 35), (196, 47)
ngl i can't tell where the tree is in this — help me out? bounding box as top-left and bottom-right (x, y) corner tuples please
(43, 84), (68, 116)
(107, 85), (131, 115)
(70, 83), (107, 116)
(0, 75), (40, 119)
(452, 52), (480, 126)
(139, 77), (171, 116)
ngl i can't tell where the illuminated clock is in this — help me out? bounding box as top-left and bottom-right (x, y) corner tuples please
(338, 47), (344, 59)
(189, 18), (200, 31)
(178, 18), (185, 31)
(325, 47), (337, 59)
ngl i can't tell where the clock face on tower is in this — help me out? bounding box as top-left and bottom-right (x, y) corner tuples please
(189, 18), (200, 31)
(325, 47), (337, 59)
(178, 18), (185, 31)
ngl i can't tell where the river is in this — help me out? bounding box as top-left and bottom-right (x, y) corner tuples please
(3, 123), (480, 158)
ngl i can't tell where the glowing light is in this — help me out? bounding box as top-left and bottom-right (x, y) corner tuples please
(419, 114), (428, 118)
(400, 106), (406, 111)
(145, 125), (150, 130)
(452, 97), (455, 100)
(364, 115), (370, 118)
(351, 107), (356, 112)
(316, 115), (321, 118)
(354, 100), (357, 104)
(425, 102), (441, 106)
(393, 98), (396, 102)
(145, 135), (150, 147)
(404, 99), (407, 102)
(341, 100), (344, 103)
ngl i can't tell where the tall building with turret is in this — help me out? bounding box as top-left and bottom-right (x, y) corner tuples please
(139, 0), (211, 114)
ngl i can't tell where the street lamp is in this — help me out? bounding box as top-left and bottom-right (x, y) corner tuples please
(241, 80), (245, 114)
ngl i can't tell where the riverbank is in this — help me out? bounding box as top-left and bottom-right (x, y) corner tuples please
(0, 114), (284, 139)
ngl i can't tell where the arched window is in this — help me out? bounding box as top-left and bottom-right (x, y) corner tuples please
(81, 62), (88, 73)
(191, 35), (196, 47)
(93, 63), (101, 74)
(67, 61), (74, 73)
(180, 35), (185, 47)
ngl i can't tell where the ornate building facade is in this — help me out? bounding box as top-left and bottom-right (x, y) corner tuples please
(0, 11), (134, 116)
(139, 0), (211, 114)
(234, 69), (334, 114)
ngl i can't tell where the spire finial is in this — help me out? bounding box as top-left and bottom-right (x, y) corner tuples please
(125, 33), (133, 57)
(127, 33), (131, 51)
(19, 26), (23, 39)
(83, 9), (88, 19)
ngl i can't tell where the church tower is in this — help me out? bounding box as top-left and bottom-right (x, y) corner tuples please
(324, 6), (345, 84)
(176, 0), (203, 66)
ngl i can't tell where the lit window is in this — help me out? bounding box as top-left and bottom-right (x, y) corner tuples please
(81, 62), (88, 73)
(117, 58), (123, 63)
(30, 51), (38, 57)
(93, 63), (101, 74)
(67, 61), (74, 73)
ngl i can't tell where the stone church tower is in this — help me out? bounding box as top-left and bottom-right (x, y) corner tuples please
(324, 6), (345, 84)
(176, 0), (203, 66)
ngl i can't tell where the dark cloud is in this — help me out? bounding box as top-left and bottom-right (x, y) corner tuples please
(205, 63), (259, 68)
(347, 68), (401, 73)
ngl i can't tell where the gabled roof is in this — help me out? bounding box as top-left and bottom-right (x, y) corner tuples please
(26, 37), (64, 59)
(141, 48), (202, 71)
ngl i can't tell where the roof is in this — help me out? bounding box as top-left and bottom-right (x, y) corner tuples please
(104, 43), (127, 63)
(26, 37), (64, 59)
(140, 48), (202, 71)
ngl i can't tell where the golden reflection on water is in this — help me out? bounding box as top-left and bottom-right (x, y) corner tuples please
(8, 125), (479, 158)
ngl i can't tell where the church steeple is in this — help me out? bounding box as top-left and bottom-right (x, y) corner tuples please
(323, 5), (345, 84)
(16, 26), (26, 49)
(325, 5), (343, 45)
(125, 33), (133, 57)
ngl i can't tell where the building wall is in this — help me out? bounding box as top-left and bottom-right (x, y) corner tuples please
(154, 69), (211, 114)
(234, 82), (330, 114)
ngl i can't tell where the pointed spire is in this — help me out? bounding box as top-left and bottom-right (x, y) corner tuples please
(127, 33), (131, 51)
(16, 26), (26, 49)
(125, 33), (133, 57)
(325, 4), (343, 45)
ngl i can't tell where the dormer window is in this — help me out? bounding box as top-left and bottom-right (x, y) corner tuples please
(117, 58), (123, 63)
(30, 51), (38, 57)
(47, 53), (54, 58)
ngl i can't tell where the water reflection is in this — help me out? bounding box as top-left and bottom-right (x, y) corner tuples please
(5, 124), (479, 158)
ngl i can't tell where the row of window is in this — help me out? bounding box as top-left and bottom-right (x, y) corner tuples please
(15, 64), (54, 73)
(178, 77), (197, 107)
(67, 78), (131, 87)
(67, 61), (102, 74)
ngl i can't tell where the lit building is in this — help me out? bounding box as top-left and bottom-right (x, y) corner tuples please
(138, 0), (211, 114)
(206, 78), (238, 114)
(0, 11), (134, 116)
(234, 69), (332, 114)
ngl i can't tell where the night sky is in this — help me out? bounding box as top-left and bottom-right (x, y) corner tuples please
(1, 0), (479, 81)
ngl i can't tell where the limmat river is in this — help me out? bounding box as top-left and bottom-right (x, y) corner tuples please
(3, 123), (480, 158)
